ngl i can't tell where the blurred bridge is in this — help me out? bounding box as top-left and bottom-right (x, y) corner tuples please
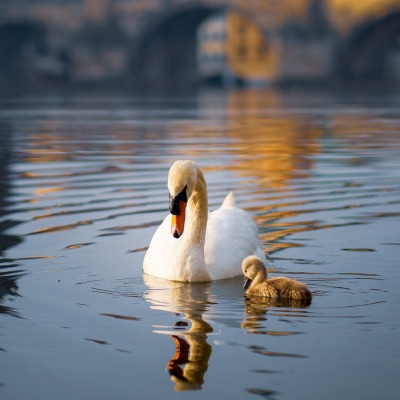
(1, 0), (400, 90)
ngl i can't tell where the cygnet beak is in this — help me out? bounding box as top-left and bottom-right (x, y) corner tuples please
(243, 277), (252, 290)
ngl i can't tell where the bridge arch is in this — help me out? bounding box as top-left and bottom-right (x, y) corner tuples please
(0, 21), (47, 87)
(0, 19), (71, 89)
(337, 10), (400, 83)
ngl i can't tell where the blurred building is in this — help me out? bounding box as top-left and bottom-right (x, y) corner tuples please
(227, 13), (276, 86)
(1, 0), (400, 91)
(197, 12), (276, 87)
(197, 14), (228, 86)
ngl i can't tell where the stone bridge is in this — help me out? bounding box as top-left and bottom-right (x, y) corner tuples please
(1, 0), (400, 90)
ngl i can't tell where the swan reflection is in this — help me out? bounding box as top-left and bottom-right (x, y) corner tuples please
(143, 274), (213, 391)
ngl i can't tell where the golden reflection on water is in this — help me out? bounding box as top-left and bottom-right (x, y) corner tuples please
(33, 187), (64, 196)
(15, 90), (398, 260)
(173, 89), (323, 188)
(225, 90), (322, 188)
(19, 89), (324, 190)
(143, 275), (213, 391)
(19, 89), (398, 206)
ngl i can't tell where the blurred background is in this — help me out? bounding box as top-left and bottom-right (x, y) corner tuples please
(1, 0), (400, 94)
(1, 3), (400, 398)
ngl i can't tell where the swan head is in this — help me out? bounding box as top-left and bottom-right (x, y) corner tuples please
(242, 256), (267, 290)
(168, 160), (198, 238)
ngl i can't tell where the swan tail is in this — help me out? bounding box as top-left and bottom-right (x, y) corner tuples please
(221, 191), (236, 208)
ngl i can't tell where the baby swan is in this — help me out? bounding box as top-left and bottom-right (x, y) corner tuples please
(242, 256), (312, 301)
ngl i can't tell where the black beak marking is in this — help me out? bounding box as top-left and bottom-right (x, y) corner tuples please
(169, 185), (188, 215)
(243, 277), (252, 290)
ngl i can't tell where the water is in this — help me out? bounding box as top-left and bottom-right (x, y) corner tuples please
(0, 89), (399, 399)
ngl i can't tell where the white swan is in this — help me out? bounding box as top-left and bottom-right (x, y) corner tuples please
(143, 160), (265, 282)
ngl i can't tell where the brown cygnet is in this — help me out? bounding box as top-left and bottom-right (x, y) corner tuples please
(242, 256), (312, 301)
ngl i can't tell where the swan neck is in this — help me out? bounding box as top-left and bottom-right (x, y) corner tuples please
(187, 167), (208, 247)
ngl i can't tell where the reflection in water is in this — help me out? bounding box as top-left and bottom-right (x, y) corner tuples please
(0, 121), (23, 317)
(226, 90), (322, 188)
(143, 275), (213, 391)
(167, 321), (212, 391)
(178, 89), (322, 188)
(0, 92), (399, 399)
(0, 270), (21, 317)
(242, 296), (311, 334)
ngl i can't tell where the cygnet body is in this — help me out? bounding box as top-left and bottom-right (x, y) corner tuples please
(242, 256), (312, 301)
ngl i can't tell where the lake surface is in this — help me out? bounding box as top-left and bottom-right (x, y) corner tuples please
(0, 89), (399, 400)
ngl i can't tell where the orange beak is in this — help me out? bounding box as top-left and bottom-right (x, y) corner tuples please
(171, 200), (186, 238)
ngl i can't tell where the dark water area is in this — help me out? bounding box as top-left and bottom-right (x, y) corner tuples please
(0, 89), (399, 399)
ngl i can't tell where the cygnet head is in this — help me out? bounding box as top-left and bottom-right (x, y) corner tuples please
(242, 256), (267, 290)
(167, 160), (198, 239)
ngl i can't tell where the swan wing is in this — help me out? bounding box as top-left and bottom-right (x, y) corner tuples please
(205, 202), (264, 280)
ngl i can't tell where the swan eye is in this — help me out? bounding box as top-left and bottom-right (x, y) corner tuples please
(169, 185), (188, 215)
(176, 185), (188, 202)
